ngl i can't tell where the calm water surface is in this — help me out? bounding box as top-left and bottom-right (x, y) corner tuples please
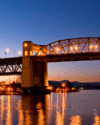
(0, 90), (100, 125)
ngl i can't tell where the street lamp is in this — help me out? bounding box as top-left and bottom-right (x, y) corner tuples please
(5, 48), (10, 58)
(18, 50), (22, 56)
(14, 50), (22, 57)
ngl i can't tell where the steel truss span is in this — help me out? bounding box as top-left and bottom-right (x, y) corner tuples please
(0, 57), (22, 75)
(34, 37), (100, 56)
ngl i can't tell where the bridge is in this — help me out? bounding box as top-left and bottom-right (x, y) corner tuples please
(0, 37), (100, 89)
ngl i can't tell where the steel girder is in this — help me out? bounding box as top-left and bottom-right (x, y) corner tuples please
(0, 57), (22, 75)
(33, 37), (100, 56)
(0, 64), (22, 75)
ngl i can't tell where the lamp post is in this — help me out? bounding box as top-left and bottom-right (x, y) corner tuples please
(5, 51), (7, 58)
(5, 48), (9, 58)
(18, 50), (22, 56)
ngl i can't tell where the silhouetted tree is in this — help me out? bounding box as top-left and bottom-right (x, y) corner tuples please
(17, 83), (21, 88)
(11, 82), (17, 92)
(66, 80), (73, 89)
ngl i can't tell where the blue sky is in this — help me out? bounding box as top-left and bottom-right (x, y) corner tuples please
(0, 0), (100, 82)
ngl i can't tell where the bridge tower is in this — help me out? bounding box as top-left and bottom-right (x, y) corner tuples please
(22, 41), (48, 89)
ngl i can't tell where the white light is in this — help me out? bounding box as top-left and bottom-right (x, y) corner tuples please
(75, 46), (78, 50)
(89, 45), (93, 49)
(95, 45), (98, 49)
(70, 46), (73, 50)
(18, 50), (22, 55)
(6, 48), (9, 53)
(55, 47), (60, 52)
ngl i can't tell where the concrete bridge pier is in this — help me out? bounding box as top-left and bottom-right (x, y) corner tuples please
(22, 41), (49, 94)
(33, 61), (48, 87)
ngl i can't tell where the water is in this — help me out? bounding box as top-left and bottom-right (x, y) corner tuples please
(0, 90), (100, 125)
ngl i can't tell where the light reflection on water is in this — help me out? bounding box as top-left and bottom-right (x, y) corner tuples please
(0, 90), (100, 124)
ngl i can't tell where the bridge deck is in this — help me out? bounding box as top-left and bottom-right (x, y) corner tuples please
(0, 57), (22, 65)
(34, 52), (100, 62)
(0, 52), (100, 64)
(0, 52), (100, 75)
(0, 72), (22, 76)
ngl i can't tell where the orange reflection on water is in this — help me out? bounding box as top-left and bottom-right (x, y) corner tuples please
(70, 115), (82, 125)
(36, 102), (45, 125)
(50, 93), (53, 120)
(25, 110), (31, 125)
(6, 95), (12, 125)
(17, 100), (24, 125)
(55, 96), (61, 125)
(55, 93), (65, 125)
(61, 93), (65, 125)
(93, 113), (100, 125)
(45, 94), (51, 125)
(0, 96), (4, 125)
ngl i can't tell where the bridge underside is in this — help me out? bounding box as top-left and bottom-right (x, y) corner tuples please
(0, 72), (22, 76)
(34, 52), (100, 62)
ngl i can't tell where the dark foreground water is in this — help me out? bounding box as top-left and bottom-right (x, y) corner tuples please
(0, 90), (100, 125)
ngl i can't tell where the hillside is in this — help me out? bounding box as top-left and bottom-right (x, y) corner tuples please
(49, 80), (100, 88)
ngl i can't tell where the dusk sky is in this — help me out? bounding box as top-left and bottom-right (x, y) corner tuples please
(0, 0), (100, 83)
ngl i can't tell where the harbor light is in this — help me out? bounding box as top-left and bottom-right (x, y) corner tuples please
(47, 85), (53, 90)
(56, 88), (60, 92)
(72, 87), (75, 90)
(7, 87), (11, 91)
(61, 83), (66, 88)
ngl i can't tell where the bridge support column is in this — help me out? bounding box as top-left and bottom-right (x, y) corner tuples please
(22, 41), (34, 88)
(22, 60), (48, 88)
(22, 41), (49, 93)
(34, 62), (48, 87)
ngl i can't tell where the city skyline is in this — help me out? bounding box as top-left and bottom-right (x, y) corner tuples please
(0, 0), (100, 82)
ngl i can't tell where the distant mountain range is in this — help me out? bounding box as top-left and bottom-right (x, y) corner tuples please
(49, 80), (100, 88)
